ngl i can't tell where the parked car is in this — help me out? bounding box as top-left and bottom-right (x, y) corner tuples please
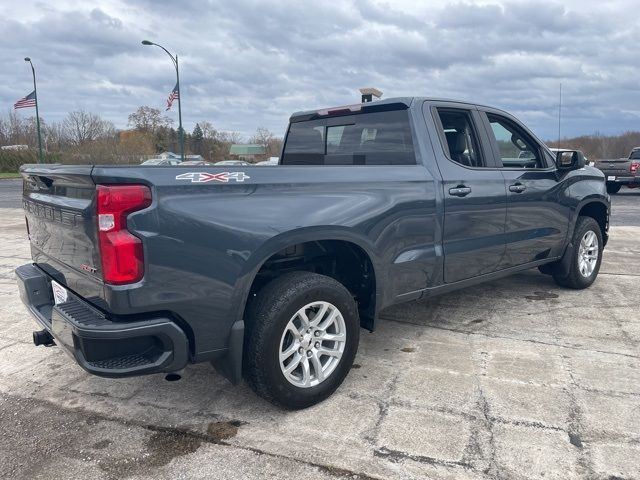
(255, 158), (279, 166)
(214, 160), (250, 166)
(16, 97), (609, 409)
(594, 148), (640, 194)
(180, 160), (212, 166)
(141, 158), (182, 166)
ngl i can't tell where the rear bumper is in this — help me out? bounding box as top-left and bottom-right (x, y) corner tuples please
(15, 263), (189, 378)
(606, 175), (640, 184)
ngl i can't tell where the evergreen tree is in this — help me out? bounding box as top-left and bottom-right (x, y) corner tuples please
(192, 123), (204, 155)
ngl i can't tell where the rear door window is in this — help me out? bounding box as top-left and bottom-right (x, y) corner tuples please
(281, 110), (416, 165)
(435, 109), (485, 167)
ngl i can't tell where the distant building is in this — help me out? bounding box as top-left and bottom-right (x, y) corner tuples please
(229, 144), (266, 162)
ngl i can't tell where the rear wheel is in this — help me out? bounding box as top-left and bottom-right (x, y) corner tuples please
(552, 216), (603, 289)
(606, 183), (622, 194)
(244, 271), (359, 409)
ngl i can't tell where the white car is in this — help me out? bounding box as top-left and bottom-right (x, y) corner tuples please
(255, 158), (279, 166)
(214, 160), (250, 166)
(141, 158), (182, 166)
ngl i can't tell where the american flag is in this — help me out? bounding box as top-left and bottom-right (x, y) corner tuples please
(14, 90), (37, 109)
(166, 83), (179, 111)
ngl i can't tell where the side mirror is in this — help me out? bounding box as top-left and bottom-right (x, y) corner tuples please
(556, 150), (585, 170)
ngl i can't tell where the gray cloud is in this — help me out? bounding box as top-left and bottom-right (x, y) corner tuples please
(1, 0), (638, 140)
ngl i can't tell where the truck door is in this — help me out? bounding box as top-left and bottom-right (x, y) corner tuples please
(425, 104), (507, 283)
(478, 110), (570, 268)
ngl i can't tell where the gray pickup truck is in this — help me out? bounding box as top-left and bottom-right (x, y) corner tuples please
(595, 147), (640, 194)
(16, 97), (609, 408)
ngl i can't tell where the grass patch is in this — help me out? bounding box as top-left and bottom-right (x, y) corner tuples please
(0, 172), (21, 179)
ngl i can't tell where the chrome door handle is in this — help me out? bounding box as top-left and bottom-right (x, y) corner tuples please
(509, 183), (526, 193)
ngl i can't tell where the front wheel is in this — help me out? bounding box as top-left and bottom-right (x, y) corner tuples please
(552, 216), (603, 289)
(244, 271), (360, 409)
(606, 182), (622, 194)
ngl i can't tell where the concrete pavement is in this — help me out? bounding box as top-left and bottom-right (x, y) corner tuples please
(0, 198), (639, 479)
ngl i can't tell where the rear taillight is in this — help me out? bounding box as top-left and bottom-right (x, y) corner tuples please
(631, 162), (639, 174)
(96, 185), (151, 285)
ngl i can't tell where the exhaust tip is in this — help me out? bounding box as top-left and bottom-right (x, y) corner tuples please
(33, 329), (55, 347)
(165, 371), (182, 382)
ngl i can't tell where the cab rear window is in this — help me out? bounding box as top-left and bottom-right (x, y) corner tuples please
(281, 110), (415, 165)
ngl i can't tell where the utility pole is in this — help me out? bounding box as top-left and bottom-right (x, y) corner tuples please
(24, 57), (44, 163)
(557, 83), (562, 146)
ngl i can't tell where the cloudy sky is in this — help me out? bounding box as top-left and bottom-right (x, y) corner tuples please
(0, 0), (638, 140)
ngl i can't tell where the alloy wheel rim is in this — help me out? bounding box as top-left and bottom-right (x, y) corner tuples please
(279, 301), (346, 388)
(578, 230), (598, 278)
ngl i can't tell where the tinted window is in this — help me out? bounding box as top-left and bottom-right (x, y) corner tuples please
(488, 115), (546, 169)
(630, 150), (640, 160)
(435, 109), (484, 167)
(281, 120), (325, 165)
(281, 110), (415, 165)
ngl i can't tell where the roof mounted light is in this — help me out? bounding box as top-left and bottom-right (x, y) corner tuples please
(359, 87), (383, 103)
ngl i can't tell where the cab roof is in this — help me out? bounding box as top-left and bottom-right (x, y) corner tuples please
(289, 97), (506, 123)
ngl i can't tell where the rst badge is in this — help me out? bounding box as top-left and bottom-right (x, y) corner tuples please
(176, 172), (250, 183)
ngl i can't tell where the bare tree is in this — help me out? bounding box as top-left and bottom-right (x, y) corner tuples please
(62, 110), (114, 146)
(127, 106), (173, 134)
(218, 131), (243, 144)
(250, 127), (273, 150)
(198, 121), (221, 142)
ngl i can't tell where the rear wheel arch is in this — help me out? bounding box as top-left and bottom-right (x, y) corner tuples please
(242, 234), (379, 332)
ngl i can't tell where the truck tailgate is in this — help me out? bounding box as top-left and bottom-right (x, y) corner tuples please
(21, 165), (104, 301)
(595, 158), (630, 176)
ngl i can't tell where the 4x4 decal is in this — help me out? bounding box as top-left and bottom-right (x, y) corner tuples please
(176, 172), (250, 183)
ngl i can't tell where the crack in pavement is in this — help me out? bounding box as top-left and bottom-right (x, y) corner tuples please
(380, 317), (640, 360)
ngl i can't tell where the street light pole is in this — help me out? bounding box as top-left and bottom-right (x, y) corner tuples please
(24, 57), (44, 163)
(141, 40), (184, 161)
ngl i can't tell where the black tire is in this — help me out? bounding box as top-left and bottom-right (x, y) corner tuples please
(552, 216), (603, 289)
(606, 183), (622, 194)
(244, 271), (360, 409)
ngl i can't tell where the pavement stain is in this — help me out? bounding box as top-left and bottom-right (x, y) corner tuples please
(91, 439), (112, 449)
(400, 347), (416, 353)
(98, 430), (203, 476)
(207, 420), (244, 441)
(525, 291), (560, 301)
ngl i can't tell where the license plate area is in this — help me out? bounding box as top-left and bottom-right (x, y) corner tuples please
(607, 176), (616, 181)
(51, 280), (68, 305)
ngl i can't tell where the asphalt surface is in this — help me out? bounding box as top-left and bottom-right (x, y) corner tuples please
(1, 177), (639, 479)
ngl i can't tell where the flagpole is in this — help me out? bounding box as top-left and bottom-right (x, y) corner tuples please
(176, 55), (184, 162)
(141, 40), (184, 162)
(24, 57), (43, 163)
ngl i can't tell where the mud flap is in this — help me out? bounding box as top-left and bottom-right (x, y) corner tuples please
(212, 320), (244, 385)
(556, 242), (575, 279)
